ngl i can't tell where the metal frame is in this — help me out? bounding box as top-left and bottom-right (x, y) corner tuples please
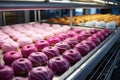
(34, 10), (37, 22)
(24, 10), (30, 23)
(70, 9), (73, 28)
(38, 10), (41, 23)
(0, 2), (112, 11)
(0, 11), (3, 26)
(0, 0), (119, 11)
(105, 50), (120, 80)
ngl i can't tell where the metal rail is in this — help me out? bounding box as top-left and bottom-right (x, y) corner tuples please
(0, 1), (115, 11)
(88, 39), (120, 80)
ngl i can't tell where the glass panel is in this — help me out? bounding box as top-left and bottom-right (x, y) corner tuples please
(90, 8), (97, 14)
(4, 11), (25, 25)
(75, 8), (83, 16)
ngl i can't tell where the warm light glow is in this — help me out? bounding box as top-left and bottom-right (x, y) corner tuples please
(109, 2), (114, 5)
(92, 0), (105, 3)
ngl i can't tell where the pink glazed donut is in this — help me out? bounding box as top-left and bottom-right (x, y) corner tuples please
(17, 37), (33, 47)
(1, 41), (19, 52)
(35, 39), (50, 51)
(21, 44), (38, 58)
(3, 51), (22, 66)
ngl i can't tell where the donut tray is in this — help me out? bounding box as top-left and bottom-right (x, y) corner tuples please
(29, 21), (117, 31)
(77, 22), (119, 30)
(0, 26), (117, 80)
(41, 20), (117, 30)
(40, 21), (117, 30)
(53, 29), (115, 80)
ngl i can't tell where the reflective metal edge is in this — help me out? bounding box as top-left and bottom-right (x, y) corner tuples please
(66, 27), (120, 80)
(0, 2), (109, 11)
(105, 50), (120, 80)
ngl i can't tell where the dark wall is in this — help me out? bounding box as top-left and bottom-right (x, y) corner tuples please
(111, 8), (120, 15)
(100, 9), (112, 14)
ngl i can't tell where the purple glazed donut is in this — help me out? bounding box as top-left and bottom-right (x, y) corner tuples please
(21, 44), (38, 58)
(12, 58), (33, 76)
(54, 41), (70, 54)
(35, 40), (49, 51)
(42, 46), (60, 59)
(28, 52), (48, 67)
(48, 57), (70, 74)
(63, 49), (82, 65)
(0, 65), (14, 80)
(28, 66), (54, 80)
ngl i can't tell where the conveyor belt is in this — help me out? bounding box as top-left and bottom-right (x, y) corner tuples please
(86, 39), (120, 80)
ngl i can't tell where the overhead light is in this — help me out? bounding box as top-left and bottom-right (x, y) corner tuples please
(92, 0), (105, 4)
(114, 3), (118, 5)
(109, 2), (114, 5)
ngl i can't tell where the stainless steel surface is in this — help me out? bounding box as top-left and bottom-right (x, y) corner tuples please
(34, 10), (37, 22)
(96, 48), (117, 80)
(0, 2), (110, 11)
(24, 10), (30, 23)
(38, 10), (41, 23)
(0, 0), (119, 11)
(105, 51), (120, 80)
(93, 40), (120, 80)
(70, 9), (73, 28)
(0, 11), (3, 26)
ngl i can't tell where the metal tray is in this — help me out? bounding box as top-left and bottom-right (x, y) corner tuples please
(0, 27), (119, 80)
(53, 27), (116, 80)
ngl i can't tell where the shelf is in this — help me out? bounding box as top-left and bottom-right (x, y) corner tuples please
(65, 27), (120, 80)
(51, 27), (120, 80)
(0, 0), (111, 11)
(0, 0), (119, 11)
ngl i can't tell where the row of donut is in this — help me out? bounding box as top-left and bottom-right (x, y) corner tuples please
(0, 28), (112, 80)
(0, 23), (71, 52)
(48, 14), (120, 26)
(84, 20), (116, 29)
